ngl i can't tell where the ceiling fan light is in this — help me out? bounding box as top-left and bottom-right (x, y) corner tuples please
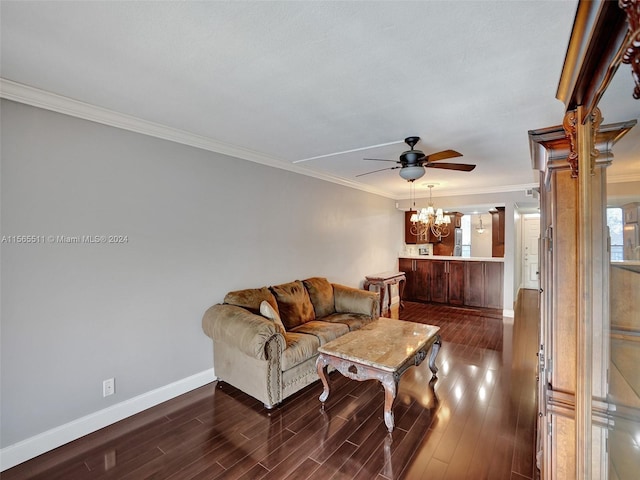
(399, 166), (425, 181)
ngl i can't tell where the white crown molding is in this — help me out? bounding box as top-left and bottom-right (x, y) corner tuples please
(0, 369), (216, 472)
(0, 79), (563, 201)
(0, 78), (395, 199)
(397, 182), (539, 201)
(608, 173), (640, 184)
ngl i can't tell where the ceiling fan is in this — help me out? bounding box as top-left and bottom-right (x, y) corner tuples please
(356, 136), (476, 181)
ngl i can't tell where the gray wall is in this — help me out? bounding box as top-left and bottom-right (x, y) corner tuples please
(0, 99), (403, 447)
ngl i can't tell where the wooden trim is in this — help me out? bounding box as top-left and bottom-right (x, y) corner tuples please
(556, 1), (630, 116)
(528, 120), (637, 177)
(576, 105), (593, 480)
(0, 369), (216, 471)
(620, 0), (640, 98)
(547, 390), (613, 428)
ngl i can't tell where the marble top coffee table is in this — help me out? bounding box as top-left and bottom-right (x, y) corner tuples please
(316, 317), (441, 433)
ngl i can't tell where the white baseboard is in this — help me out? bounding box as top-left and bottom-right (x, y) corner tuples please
(503, 308), (515, 319)
(0, 369), (216, 472)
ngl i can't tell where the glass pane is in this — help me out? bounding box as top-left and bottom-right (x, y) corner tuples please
(461, 215), (471, 257)
(607, 207), (624, 261)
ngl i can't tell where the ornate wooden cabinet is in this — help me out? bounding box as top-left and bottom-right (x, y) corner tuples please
(529, 1), (639, 478)
(530, 117), (635, 479)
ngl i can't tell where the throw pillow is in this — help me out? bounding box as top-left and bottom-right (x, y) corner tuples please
(224, 287), (279, 315)
(270, 280), (315, 330)
(303, 277), (335, 318)
(259, 300), (286, 335)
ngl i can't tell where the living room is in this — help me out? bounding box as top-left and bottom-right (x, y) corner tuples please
(2, 1), (639, 479)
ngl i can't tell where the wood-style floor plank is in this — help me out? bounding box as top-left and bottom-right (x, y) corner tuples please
(3, 290), (540, 480)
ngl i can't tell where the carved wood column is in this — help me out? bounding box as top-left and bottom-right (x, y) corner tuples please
(529, 117), (635, 480)
(569, 105), (603, 480)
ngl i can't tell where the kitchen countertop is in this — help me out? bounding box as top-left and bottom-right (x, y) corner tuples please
(399, 255), (504, 262)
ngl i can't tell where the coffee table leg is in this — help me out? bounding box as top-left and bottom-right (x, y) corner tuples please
(429, 334), (442, 376)
(316, 355), (331, 403)
(381, 374), (398, 433)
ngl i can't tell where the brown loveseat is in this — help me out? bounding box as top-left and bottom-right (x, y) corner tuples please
(202, 277), (379, 408)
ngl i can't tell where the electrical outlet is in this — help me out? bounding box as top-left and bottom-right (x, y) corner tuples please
(103, 378), (115, 397)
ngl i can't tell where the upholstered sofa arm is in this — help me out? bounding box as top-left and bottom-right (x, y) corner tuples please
(333, 283), (379, 318)
(202, 304), (285, 360)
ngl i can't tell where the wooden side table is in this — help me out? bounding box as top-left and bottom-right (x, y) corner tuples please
(363, 271), (406, 316)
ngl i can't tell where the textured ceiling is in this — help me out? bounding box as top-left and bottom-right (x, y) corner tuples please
(1, 1), (638, 200)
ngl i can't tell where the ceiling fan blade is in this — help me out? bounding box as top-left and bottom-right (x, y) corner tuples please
(424, 149), (463, 162)
(425, 162), (476, 172)
(363, 158), (398, 163)
(356, 166), (401, 177)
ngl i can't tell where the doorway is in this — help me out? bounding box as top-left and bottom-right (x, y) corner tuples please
(522, 215), (540, 290)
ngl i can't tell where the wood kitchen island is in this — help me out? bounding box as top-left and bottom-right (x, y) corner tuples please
(399, 256), (504, 309)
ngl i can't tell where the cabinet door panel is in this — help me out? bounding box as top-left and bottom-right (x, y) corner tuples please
(398, 259), (415, 300)
(448, 261), (465, 306)
(414, 260), (431, 302)
(485, 262), (504, 308)
(429, 260), (448, 303)
(464, 262), (485, 307)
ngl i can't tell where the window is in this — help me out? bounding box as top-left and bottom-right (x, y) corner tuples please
(607, 207), (624, 261)
(461, 215), (471, 257)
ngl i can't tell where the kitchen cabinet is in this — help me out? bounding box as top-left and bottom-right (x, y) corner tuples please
(448, 261), (465, 305)
(428, 260), (448, 303)
(400, 258), (430, 302)
(399, 258), (477, 307)
(463, 261), (504, 308)
(484, 262), (504, 308)
(398, 258), (415, 300)
(405, 211), (430, 244)
(491, 207), (505, 257)
(405, 211), (463, 247)
(450, 212), (463, 229)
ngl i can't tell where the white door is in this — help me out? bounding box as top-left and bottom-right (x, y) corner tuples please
(523, 216), (541, 289)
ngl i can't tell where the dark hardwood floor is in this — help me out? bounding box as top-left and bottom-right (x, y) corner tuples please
(3, 289), (539, 480)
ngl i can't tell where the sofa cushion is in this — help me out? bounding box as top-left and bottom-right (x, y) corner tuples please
(303, 277), (335, 318)
(224, 287), (279, 315)
(290, 320), (348, 345)
(270, 280), (315, 330)
(321, 312), (374, 331)
(281, 332), (320, 371)
(259, 300), (286, 335)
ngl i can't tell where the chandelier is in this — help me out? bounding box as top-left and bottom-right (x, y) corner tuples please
(409, 184), (451, 239)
